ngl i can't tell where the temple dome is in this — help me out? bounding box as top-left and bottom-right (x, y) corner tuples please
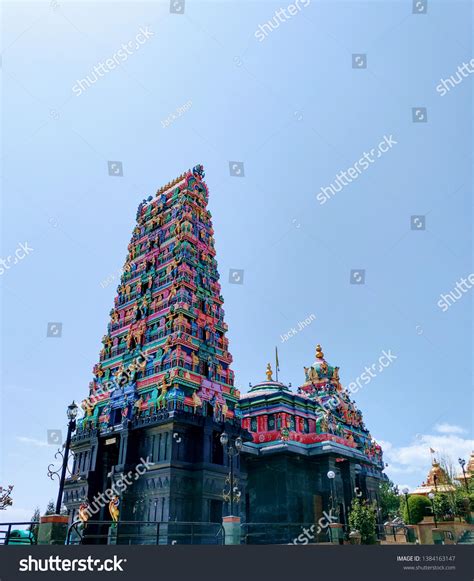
(247, 380), (290, 394)
(241, 362), (291, 399)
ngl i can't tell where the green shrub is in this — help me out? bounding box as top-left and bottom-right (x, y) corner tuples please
(348, 498), (377, 544)
(401, 495), (431, 524)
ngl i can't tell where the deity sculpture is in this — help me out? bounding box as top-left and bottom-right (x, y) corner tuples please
(266, 363), (273, 381)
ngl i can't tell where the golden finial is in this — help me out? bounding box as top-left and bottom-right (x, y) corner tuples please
(266, 363), (273, 381)
(315, 344), (324, 360)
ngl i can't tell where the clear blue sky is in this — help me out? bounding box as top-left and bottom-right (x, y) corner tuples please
(1, 0), (472, 521)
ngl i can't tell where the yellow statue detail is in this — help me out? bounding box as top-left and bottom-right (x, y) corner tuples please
(108, 496), (120, 523)
(266, 363), (273, 381)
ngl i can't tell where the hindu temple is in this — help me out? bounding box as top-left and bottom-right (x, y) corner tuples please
(64, 166), (386, 542)
(412, 457), (456, 495)
(241, 346), (384, 529)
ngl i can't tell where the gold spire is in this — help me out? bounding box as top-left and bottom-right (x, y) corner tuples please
(315, 344), (324, 360)
(266, 363), (273, 381)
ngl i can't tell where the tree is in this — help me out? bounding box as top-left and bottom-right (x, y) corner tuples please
(401, 495), (431, 524)
(433, 493), (452, 521)
(29, 507), (40, 540)
(44, 500), (56, 515)
(348, 498), (377, 544)
(437, 455), (457, 484)
(379, 480), (400, 521)
(453, 488), (471, 522)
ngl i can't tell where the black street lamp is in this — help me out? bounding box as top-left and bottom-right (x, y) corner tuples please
(327, 470), (336, 517)
(55, 401), (79, 514)
(220, 432), (242, 516)
(428, 492), (437, 528)
(402, 487), (411, 524)
(458, 458), (469, 492)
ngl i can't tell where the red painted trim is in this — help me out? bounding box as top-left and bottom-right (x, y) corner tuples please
(40, 515), (69, 524)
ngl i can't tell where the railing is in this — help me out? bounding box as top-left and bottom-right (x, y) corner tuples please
(66, 520), (225, 545)
(241, 522), (330, 545)
(0, 522), (38, 546)
(378, 523), (407, 542)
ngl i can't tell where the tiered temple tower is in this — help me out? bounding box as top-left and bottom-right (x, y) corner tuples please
(64, 167), (386, 543)
(65, 165), (245, 526)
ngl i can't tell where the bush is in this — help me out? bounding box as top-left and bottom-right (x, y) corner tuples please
(469, 493), (474, 511)
(401, 495), (431, 524)
(433, 493), (453, 521)
(348, 498), (377, 544)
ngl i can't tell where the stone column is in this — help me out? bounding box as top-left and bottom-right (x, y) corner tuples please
(117, 428), (129, 469)
(37, 515), (69, 545)
(329, 523), (344, 544)
(222, 515), (241, 545)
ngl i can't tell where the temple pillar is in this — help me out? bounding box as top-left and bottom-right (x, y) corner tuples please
(223, 516), (241, 544)
(37, 515), (69, 545)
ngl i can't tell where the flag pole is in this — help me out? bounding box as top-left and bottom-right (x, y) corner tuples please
(275, 346), (279, 382)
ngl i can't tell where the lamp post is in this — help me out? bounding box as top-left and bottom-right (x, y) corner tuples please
(55, 401), (79, 514)
(458, 457), (469, 492)
(402, 487), (411, 524)
(220, 432), (243, 516)
(327, 470), (336, 517)
(428, 492), (437, 528)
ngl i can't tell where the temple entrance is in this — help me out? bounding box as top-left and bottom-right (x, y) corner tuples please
(209, 500), (223, 523)
(83, 437), (120, 544)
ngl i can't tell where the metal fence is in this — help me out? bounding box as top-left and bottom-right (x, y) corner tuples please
(241, 523), (331, 545)
(0, 522), (38, 546)
(1, 520), (407, 546)
(67, 520), (225, 545)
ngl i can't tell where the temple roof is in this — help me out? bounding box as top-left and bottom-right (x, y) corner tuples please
(242, 380), (291, 399)
(412, 457), (456, 495)
(239, 345), (384, 472)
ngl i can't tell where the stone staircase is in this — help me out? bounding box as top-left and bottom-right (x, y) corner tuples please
(457, 530), (474, 544)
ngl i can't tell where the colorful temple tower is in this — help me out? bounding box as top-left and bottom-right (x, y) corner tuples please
(64, 168), (386, 543)
(65, 165), (245, 526)
(240, 345), (385, 530)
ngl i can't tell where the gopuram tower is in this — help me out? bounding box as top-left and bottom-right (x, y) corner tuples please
(65, 165), (245, 528)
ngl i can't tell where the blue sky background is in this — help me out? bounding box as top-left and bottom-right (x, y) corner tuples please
(1, 0), (472, 521)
